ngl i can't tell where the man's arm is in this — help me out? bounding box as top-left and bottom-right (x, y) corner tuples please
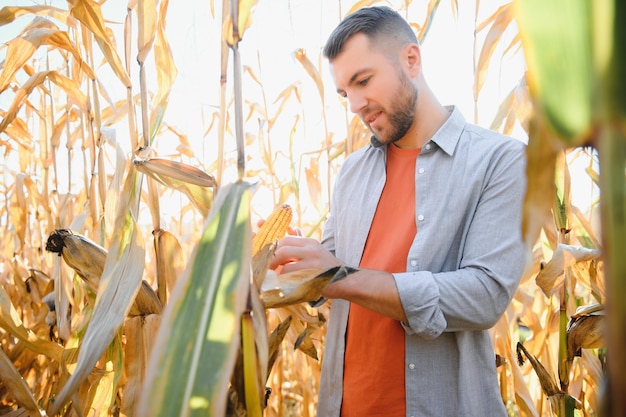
(270, 236), (407, 322)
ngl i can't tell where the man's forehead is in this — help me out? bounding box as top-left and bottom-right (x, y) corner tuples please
(328, 35), (387, 86)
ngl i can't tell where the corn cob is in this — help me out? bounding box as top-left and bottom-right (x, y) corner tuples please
(129, 280), (163, 316)
(45, 229), (106, 292)
(563, 303), (605, 386)
(45, 229), (162, 316)
(567, 303), (605, 358)
(251, 204), (292, 256)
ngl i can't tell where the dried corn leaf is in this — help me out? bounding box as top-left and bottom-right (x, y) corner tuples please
(2, 117), (32, 149)
(535, 244), (601, 296)
(49, 169), (145, 416)
(149, 0), (177, 142)
(0, 285), (63, 362)
(305, 159), (322, 212)
(267, 315), (292, 378)
(492, 313), (540, 416)
(474, 3), (514, 100)
(269, 84), (300, 128)
(416, 0), (443, 44)
(40, 29), (98, 79)
(516, 342), (560, 397)
(294, 49), (324, 102)
(69, 0), (131, 87)
(134, 157), (215, 216)
(0, 5), (73, 28)
(136, 0), (157, 64)
(121, 314), (162, 416)
(134, 157), (216, 188)
(0, 70), (89, 134)
(522, 114), (563, 247)
(280, 303), (323, 325)
(275, 308), (322, 361)
(252, 241), (276, 288)
(86, 335), (124, 416)
(0, 347), (43, 416)
(490, 83), (517, 132)
(153, 229), (184, 306)
(261, 265), (357, 309)
(294, 325), (318, 361)
(0, 27), (95, 93)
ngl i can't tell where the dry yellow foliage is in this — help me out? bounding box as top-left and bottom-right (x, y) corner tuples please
(0, 1), (607, 416)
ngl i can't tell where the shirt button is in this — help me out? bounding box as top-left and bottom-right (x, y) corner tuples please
(424, 143), (431, 150)
(418, 167), (425, 174)
(417, 214), (424, 221)
(408, 363), (415, 370)
(410, 260), (417, 267)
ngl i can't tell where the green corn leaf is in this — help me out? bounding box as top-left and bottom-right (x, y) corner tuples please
(138, 180), (252, 417)
(598, 0), (626, 407)
(515, 0), (594, 144)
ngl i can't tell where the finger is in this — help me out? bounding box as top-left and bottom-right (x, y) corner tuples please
(280, 261), (304, 275)
(278, 235), (315, 247)
(287, 226), (302, 236)
(269, 241), (313, 270)
(268, 248), (301, 270)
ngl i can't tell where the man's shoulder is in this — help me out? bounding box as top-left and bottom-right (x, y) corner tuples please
(342, 143), (381, 166)
(463, 123), (526, 149)
(459, 124), (527, 163)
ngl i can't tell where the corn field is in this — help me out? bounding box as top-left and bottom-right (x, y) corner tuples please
(0, 0), (623, 416)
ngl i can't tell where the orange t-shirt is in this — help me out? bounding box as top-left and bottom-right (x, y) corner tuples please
(341, 144), (420, 417)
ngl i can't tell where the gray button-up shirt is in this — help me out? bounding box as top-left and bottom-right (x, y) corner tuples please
(317, 106), (528, 416)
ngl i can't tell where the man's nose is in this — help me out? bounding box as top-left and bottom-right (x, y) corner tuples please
(347, 92), (367, 114)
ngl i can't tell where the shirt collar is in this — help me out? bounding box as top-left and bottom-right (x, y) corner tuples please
(369, 105), (465, 156)
(429, 105), (464, 156)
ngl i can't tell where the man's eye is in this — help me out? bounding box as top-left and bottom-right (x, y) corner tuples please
(358, 77), (370, 86)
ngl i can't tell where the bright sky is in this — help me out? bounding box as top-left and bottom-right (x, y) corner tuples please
(0, 0), (597, 225)
(153, 0), (527, 149)
(146, 0), (531, 221)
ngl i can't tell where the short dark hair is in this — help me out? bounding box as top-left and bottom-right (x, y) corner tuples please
(323, 6), (418, 60)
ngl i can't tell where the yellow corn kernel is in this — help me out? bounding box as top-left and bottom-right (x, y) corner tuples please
(252, 204), (293, 255)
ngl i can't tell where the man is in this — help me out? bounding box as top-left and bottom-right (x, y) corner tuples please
(270, 6), (528, 416)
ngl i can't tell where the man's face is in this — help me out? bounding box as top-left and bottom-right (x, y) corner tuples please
(330, 33), (418, 146)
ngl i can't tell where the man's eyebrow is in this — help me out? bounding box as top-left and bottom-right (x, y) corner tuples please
(335, 69), (369, 95)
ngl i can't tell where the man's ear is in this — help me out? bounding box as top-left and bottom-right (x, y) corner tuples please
(404, 43), (422, 76)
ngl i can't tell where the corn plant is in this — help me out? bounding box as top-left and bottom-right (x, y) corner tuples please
(515, 0), (624, 415)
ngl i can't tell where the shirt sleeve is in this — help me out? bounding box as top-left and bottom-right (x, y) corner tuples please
(321, 191), (337, 257)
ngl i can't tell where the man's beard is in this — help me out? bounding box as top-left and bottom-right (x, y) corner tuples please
(370, 72), (418, 145)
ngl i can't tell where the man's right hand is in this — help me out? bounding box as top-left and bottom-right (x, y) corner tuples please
(269, 236), (341, 274)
